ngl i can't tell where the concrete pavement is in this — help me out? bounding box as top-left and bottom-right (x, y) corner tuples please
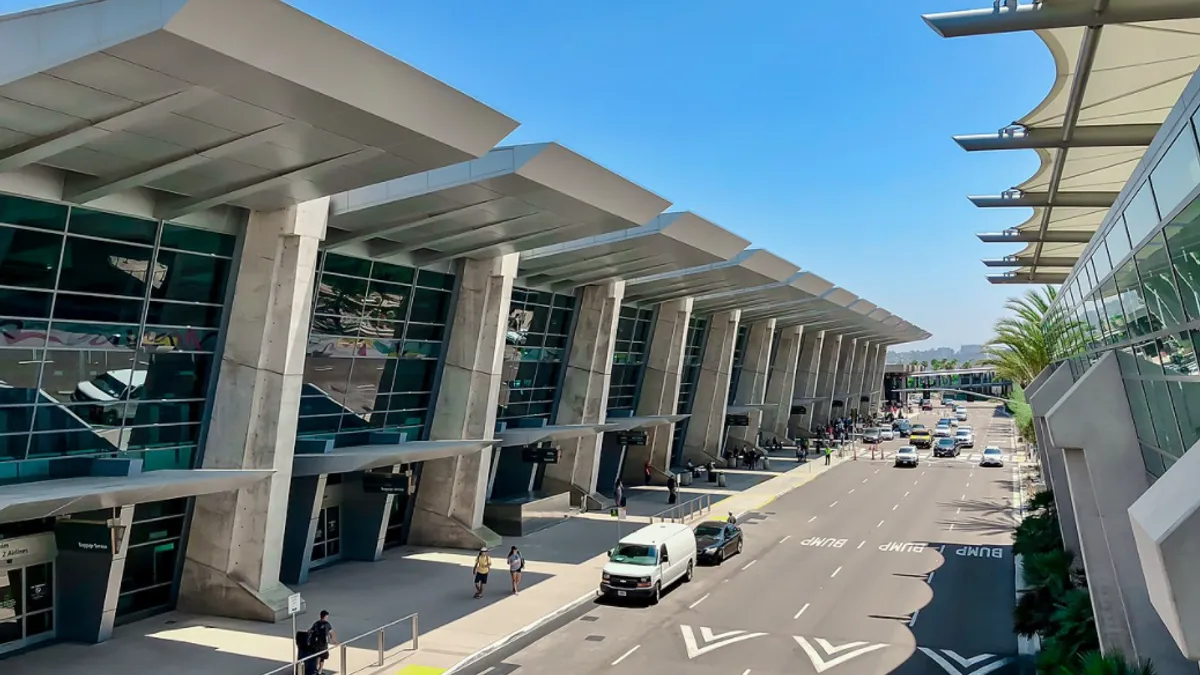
(452, 402), (1024, 675)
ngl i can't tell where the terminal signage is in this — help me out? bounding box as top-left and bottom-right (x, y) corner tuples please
(362, 471), (414, 495)
(615, 430), (648, 447)
(725, 414), (750, 427)
(55, 521), (113, 554)
(521, 446), (561, 464)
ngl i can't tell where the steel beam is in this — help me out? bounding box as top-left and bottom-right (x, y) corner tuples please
(983, 256), (1078, 268)
(923, 0), (1200, 38)
(988, 271), (1070, 284)
(953, 124), (1159, 151)
(977, 230), (1094, 243)
(969, 191), (1117, 208)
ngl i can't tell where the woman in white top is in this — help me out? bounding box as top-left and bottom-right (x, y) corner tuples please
(507, 546), (524, 595)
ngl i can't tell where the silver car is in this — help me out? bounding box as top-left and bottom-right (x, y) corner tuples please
(894, 446), (919, 467)
(980, 446), (1004, 467)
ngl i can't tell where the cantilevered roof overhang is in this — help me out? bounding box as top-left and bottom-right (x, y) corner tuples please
(517, 212), (748, 292)
(691, 271), (835, 317)
(925, 0), (1200, 283)
(0, 0), (517, 219)
(325, 143), (670, 266)
(623, 249), (798, 306)
(988, 270), (1071, 285)
(0, 469), (271, 523)
(293, 440), (494, 476)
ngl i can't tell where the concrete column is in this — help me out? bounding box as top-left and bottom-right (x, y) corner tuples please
(846, 340), (870, 416)
(861, 344), (885, 416)
(790, 329), (823, 435)
(812, 333), (842, 427)
(623, 298), (692, 484)
(729, 319), (776, 446)
(1028, 364), (1082, 557)
(763, 325), (802, 442)
(410, 254), (517, 549)
(682, 309), (741, 464)
(832, 337), (858, 416)
(546, 280), (625, 498)
(179, 198), (328, 622)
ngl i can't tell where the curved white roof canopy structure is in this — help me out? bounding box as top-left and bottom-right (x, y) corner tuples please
(0, 0), (518, 220)
(325, 142), (670, 266)
(925, 0), (1200, 284)
(623, 249), (799, 306)
(517, 211), (749, 291)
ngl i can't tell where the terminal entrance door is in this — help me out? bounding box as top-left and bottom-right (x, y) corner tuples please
(0, 561), (55, 655)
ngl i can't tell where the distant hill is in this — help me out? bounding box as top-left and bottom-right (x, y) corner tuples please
(887, 344), (986, 365)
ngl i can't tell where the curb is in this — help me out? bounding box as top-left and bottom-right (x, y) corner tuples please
(1012, 463), (1041, 658)
(443, 590), (597, 675)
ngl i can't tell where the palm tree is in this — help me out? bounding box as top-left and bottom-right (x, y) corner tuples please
(1061, 651), (1157, 675)
(961, 360), (973, 369)
(930, 358), (942, 370)
(984, 285), (1081, 386)
(919, 360), (929, 370)
(945, 358), (959, 370)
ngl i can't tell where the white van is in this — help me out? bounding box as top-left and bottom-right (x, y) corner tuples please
(600, 522), (697, 604)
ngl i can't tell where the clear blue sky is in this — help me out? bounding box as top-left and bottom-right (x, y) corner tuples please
(6, 0), (1056, 349)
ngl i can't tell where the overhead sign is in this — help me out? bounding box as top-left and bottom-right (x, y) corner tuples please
(725, 414), (750, 427)
(55, 521), (113, 554)
(362, 471), (414, 495)
(615, 430), (648, 446)
(521, 446), (561, 464)
(0, 533), (57, 564)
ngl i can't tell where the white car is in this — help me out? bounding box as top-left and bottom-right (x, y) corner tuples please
(955, 409), (969, 422)
(880, 428), (895, 441)
(980, 446), (1005, 467)
(934, 422), (953, 437)
(72, 368), (147, 424)
(954, 428), (974, 449)
(894, 446), (919, 467)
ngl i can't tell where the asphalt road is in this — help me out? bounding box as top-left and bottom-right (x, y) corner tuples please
(459, 402), (1022, 675)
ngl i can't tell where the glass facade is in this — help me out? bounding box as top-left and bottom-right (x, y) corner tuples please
(116, 498), (188, 620)
(672, 316), (708, 464)
(726, 325), (749, 404)
(607, 306), (654, 414)
(300, 253), (455, 442)
(0, 194), (235, 479)
(497, 287), (576, 425)
(1047, 103), (1200, 478)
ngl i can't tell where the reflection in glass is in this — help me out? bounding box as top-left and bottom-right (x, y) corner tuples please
(1164, 197), (1200, 322)
(1150, 127), (1200, 218)
(1104, 217), (1133, 271)
(1167, 380), (1200, 450)
(1136, 232), (1186, 332)
(1124, 182), (1161, 249)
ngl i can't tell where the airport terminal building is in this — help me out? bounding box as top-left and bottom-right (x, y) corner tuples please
(928, 2), (1200, 672)
(0, 0), (928, 656)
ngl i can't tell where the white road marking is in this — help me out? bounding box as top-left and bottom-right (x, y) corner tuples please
(795, 602), (810, 619)
(478, 668), (495, 675)
(874, 469), (880, 474)
(922, 470), (927, 476)
(904, 491), (910, 497)
(680, 626), (768, 660)
(956, 507), (961, 515)
(857, 540), (865, 549)
(780, 535), (792, 544)
(892, 504), (899, 511)
(949, 524), (956, 531)
(848, 488), (855, 494)
(862, 478), (869, 483)
(877, 520), (885, 528)
(831, 566), (842, 578)
(962, 494), (966, 500)
(969, 472), (974, 478)
(742, 670), (752, 675)
(829, 501), (839, 508)
(939, 544), (946, 553)
(908, 609), (920, 626)
(928, 571), (936, 584)
(742, 560), (757, 571)
(795, 636), (888, 672)
(913, 480), (919, 485)
(612, 645), (640, 665)
(689, 593), (710, 609)
(808, 516), (818, 523)
(966, 483), (970, 488)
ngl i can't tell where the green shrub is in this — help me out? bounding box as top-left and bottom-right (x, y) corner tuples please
(1057, 650), (1157, 675)
(1028, 489), (1056, 517)
(1014, 512), (1063, 556)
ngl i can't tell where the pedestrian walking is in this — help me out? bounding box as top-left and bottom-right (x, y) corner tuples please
(824, 446), (832, 466)
(306, 610), (337, 675)
(507, 546), (524, 595)
(473, 547), (491, 599)
(666, 473), (678, 504)
(614, 480), (625, 508)
(643, 460), (653, 486)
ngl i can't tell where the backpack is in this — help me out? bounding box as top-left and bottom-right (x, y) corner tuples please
(308, 620), (331, 649)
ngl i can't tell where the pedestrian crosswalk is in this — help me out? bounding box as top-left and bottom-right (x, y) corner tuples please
(870, 449), (1010, 464)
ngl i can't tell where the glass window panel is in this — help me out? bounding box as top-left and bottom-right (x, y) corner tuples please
(1099, 280), (1126, 344)
(126, 421), (200, 450)
(1150, 127), (1200, 217)
(416, 269), (454, 290)
(152, 249), (231, 305)
(142, 325), (220, 353)
(343, 358), (390, 416)
(0, 289), (52, 319)
(1091, 239), (1113, 282)
(1104, 217), (1133, 270)
(0, 226), (62, 290)
(322, 253), (373, 279)
(52, 293), (143, 324)
(144, 301), (223, 328)
(1144, 379), (1185, 457)
(1124, 182), (1162, 249)
(1140, 443), (1168, 477)
(369, 260), (415, 286)
(1166, 380), (1200, 451)
(1124, 378), (1156, 447)
(58, 236), (156, 297)
(1161, 332), (1197, 375)
(310, 313), (362, 338)
(316, 274), (367, 317)
(135, 444), (196, 471)
(68, 207), (158, 245)
(0, 194), (68, 231)
(161, 223), (235, 257)
(26, 426), (117, 457)
(408, 288), (450, 324)
(1163, 199), (1200, 322)
(1136, 232), (1186, 331)
(1116, 259), (1150, 338)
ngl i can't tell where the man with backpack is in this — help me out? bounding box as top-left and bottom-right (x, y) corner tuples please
(306, 610), (337, 675)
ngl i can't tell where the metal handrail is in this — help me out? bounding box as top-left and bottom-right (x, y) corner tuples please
(258, 650), (326, 675)
(338, 612), (419, 674)
(650, 493), (713, 524)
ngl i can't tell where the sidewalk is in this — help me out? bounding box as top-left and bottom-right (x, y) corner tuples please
(16, 454), (849, 675)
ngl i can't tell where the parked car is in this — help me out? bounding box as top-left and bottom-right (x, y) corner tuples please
(72, 368), (147, 425)
(980, 446), (1005, 467)
(601, 522), (696, 604)
(933, 437), (959, 458)
(894, 446), (919, 467)
(693, 520), (743, 565)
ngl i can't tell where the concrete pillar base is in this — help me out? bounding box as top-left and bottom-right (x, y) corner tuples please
(408, 506), (502, 550)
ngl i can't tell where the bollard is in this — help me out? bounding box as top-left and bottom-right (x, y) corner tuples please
(716, 473), (726, 488)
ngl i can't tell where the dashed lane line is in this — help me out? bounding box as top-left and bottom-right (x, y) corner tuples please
(780, 535), (791, 544)
(611, 645), (640, 666)
(689, 593), (710, 609)
(794, 602), (810, 619)
(877, 520), (885, 528)
(829, 501), (839, 508)
(904, 491), (910, 497)
(742, 560), (758, 571)
(808, 516), (818, 523)
(892, 504), (899, 511)
(857, 540), (865, 549)
(848, 488), (855, 494)
(831, 566), (842, 578)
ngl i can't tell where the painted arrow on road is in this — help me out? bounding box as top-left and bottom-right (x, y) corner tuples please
(794, 636), (888, 673)
(918, 647), (1013, 675)
(679, 625), (767, 659)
